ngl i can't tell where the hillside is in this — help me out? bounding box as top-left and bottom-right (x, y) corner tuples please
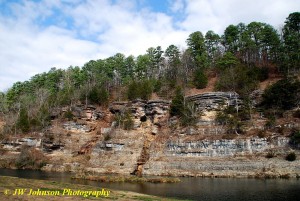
(1, 74), (300, 178)
(0, 12), (299, 178)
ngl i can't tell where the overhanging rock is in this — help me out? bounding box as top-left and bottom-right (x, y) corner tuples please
(185, 92), (242, 111)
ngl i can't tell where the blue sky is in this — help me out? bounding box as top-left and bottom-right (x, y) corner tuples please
(0, 0), (299, 92)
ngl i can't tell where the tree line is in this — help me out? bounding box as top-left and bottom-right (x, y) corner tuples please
(0, 12), (299, 135)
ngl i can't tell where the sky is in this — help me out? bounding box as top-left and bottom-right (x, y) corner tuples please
(0, 0), (299, 92)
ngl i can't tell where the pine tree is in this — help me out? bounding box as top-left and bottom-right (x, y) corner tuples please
(17, 107), (30, 133)
(193, 68), (208, 89)
(170, 87), (185, 116)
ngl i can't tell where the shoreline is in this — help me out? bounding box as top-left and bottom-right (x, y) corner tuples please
(0, 176), (185, 201)
(1, 165), (300, 179)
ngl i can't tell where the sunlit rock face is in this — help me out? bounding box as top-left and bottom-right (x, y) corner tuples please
(165, 137), (289, 157)
(185, 92), (242, 126)
(186, 92), (241, 111)
(109, 99), (170, 129)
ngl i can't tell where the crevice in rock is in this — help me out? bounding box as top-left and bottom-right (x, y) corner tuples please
(131, 133), (154, 176)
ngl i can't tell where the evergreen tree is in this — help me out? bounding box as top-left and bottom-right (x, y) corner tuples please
(17, 107), (30, 133)
(193, 68), (208, 89)
(170, 87), (185, 117)
(261, 78), (300, 110)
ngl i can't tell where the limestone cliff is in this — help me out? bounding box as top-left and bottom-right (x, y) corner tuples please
(1, 92), (299, 178)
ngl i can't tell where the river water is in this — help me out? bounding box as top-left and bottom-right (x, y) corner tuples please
(0, 168), (299, 201)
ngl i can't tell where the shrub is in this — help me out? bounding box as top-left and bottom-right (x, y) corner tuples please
(265, 117), (276, 129)
(88, 87), (100, 104)
(215, 64), (258, 97)
(266, 150), (276, 158)
(98, 87), (109, 106)
(261, 78), (300, 110)
(15, 145), (48, 169)
(215, 106), (244, 134)
(180, 102), (198, 127)
(115, 111), (134, 130)
(258, 130), (266, 138)
(127, 80), (139, 100)
(104, 134), (111, 141)
(17, 107), (30, 133)
(285, 152), (296, 161)
(290, 130), (300, 145)
(293, 110), (300, 118)
(257, 67), (269, 81)
(215, 111), (230, 125)
(153, 79), (162, 93)
(64, 110), (74, 120)
(247, 66), (269, 82)
(193, 68), (208, 89)
(127, 80), (153, 100)
(122, 112), (134, 130)
(170, 87), (184, 117)
(140, 80), (153, 100)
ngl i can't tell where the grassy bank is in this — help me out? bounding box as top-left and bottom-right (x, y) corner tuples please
(72, 175), (181, 183)
(0, 176), (187, 201)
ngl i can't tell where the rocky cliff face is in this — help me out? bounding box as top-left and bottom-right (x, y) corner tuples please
(165, 137), (288, 157)
(186, 92), (241, 111)
(142, 136), (300, 177)
(1, 92), (299, 178)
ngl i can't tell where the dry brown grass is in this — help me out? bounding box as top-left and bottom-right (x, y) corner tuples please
(0, 176), (182, 201)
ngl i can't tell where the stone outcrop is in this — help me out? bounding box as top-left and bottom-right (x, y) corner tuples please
(1, 137), (41, 151)
(71, 105), (104, 120)
(249, 89), (264, 106)
(143, 136), (299, 177)
(184, 92), (242, 125)
(63, 122), (91, 132)
(185, 92), (241, 112)
(142, 156), (300, 178)
(2, 91), (299, 178)
(165, 137), (289, 157)
(88, 129), (145, 174)
(179, 126), (226, 135)
(109, 99), (170, 129)
(51, 105), (104, 121)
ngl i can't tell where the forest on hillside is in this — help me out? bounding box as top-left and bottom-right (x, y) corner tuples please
(0, 12), (299, 136)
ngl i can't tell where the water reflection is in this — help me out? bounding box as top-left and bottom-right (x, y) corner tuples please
(0, 169), (299, 201)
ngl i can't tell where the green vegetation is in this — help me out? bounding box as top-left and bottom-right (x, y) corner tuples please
(215, 106), (246, 134)
(72, 175), (180, 183)
(290, 130), (300, 145)
(0, 12), (299, 133)
(87, 86), (109, 105)
(261, 78), (300, 110)
(103, 134), (111, 141)
(193, 68), (208, 89)
(285, 152), (296, 161)
(170, 87), (185, 117)
(0, 176), (184, 201)
(64, 110), (74, 121)
(169, 87), (198, 126)
(115, 110), (134, 130)
(127, 79), (153, 100)
(16, 107), (30, 133)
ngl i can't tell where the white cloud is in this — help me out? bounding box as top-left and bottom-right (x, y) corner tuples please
(69, 0), (188, 54)
(170, 0), (185, 13)
(180, 0), (300, 34)
(0, 6), (104, 91)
